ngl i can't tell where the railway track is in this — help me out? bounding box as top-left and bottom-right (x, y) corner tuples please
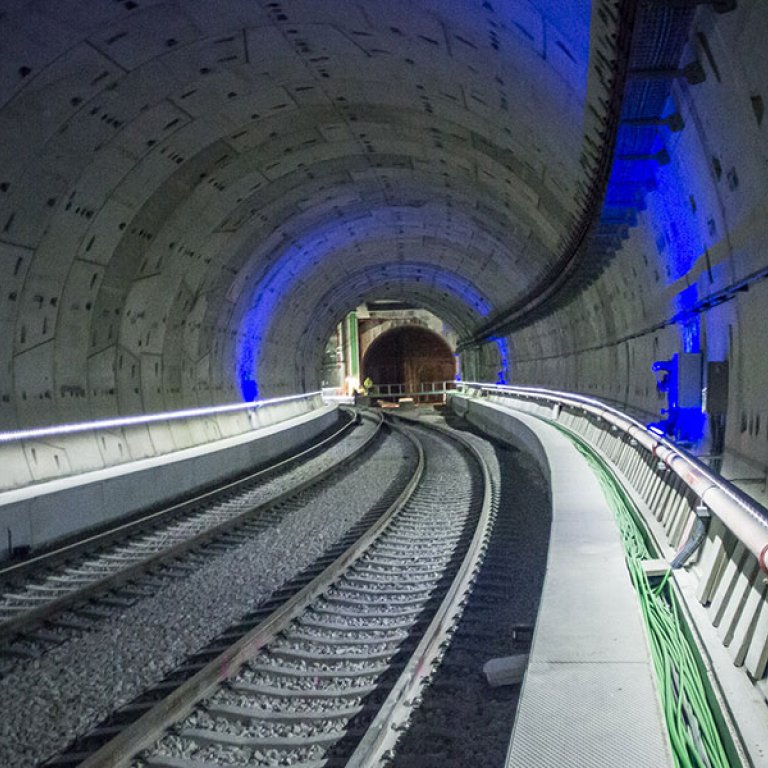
(49, 415), (494, 768)
(42, 427), (419, 768)
(0, 409), (381, 661)
(388, 423), (551, 767)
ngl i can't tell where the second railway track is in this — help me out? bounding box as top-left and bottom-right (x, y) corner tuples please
(0, 410), (381, 656)
(0, 410), (422, 767)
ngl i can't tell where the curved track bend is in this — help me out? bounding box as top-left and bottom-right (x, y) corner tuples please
(64, 415), (494, 768)
(0, 409), (379, 658)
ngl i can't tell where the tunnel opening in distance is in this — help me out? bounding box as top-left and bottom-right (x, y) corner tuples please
(319, 305), (465, 399)
(362, 325), (456, 398)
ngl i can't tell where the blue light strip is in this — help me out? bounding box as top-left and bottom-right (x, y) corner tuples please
(236, 229), (496, 399)
(491, 336), (511, 384)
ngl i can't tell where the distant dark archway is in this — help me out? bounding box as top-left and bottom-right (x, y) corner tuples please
(361, 326), (456, 390)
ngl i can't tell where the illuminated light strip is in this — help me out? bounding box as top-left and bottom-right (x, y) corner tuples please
(462, 381), (768, 531)
(0, 392), (321, 445)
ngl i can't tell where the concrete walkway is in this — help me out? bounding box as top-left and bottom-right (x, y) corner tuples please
(457, 398), (674, 767)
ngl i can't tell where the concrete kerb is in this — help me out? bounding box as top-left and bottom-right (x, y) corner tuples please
(0, 403), (338, 561)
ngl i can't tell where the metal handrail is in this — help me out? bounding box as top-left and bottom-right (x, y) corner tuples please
(458, 382), (768, 573)
(368, 381), (457, 397)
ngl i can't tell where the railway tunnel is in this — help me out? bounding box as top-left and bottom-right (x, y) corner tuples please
(1, 1), (767, 767)
(361, 324), (456, 395)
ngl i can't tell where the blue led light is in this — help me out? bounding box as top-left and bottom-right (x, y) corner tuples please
(599, 85), (713, 447)
(649, 353), (704, 444)
(240, 377), (258, 402)
(674, 285), (701, 354)
(647, 156), (704, 284)
(235, 231), (496, 399)
(490, 336), (511, 384)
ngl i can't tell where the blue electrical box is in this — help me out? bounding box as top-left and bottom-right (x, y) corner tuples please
(650, 353), (703, 443)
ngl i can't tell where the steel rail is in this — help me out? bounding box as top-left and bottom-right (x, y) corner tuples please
(0, 409), (358, 583)
(346, 413), (496, 766)
(78, 413), (428, 768)
(459, 382), (768, 573)
(0, 409), (380, 642)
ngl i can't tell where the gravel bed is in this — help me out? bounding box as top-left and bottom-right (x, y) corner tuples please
(362, 553), (451, 565)
(0, 421), (411, 768)
(215, 690), (365, 712)
(291, 626), (408, 642)
(389, 413), (551, 768)
(132, 422), (482, 768)
(348, 577), (437, 588)
(337, 583), (433, 595)
(313, 602), (421, 617)
(256, 655), (386, 673)
(142, 740), (328, 767)
(352, 564), (443, 577)
(237, 668), (382, 691)
(375, 541), (455, 553)
(0, 417), (378, 619)
(184, 709), (347, 738)
(301, 611), (415, 629)
(327, 587), (429, 602)
(271, 638), (393, 655)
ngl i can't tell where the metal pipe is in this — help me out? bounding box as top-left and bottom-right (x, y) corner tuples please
(671, 506), (710, 569)
(459, 382), (768, 573)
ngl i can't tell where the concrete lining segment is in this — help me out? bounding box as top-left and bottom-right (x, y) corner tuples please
(450, 395), (673, 767)
(0, 404), (339, 560)
(0, 0), (590, 429)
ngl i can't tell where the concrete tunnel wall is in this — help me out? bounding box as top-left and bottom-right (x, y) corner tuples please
(0, 0), (588, 432)
(500, 2), (768, 481)
(0, 2), (767, 484)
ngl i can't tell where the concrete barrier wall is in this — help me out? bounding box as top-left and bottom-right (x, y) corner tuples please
(0, 403), (339, 560)
(450, 394), (551, 484)
(0, 394), (325, 491)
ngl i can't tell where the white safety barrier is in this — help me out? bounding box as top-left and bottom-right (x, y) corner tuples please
(0, 392), (323, 492)
(454, 383), (768, 699)
(0, 393), (336, 559)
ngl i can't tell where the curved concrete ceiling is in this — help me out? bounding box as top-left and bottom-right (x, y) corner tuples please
(0, 0), (590, 426)
(273, 259), (493, 393)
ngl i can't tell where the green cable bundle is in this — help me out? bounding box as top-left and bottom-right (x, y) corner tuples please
(564, 430), (733, 768)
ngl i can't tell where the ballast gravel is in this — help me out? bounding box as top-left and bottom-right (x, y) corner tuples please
(132, 422), (479, 768)
(0, 421), (411, 768)
(389, 415), (552, 768)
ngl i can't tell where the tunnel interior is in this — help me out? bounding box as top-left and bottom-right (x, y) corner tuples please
(1, 6), (767, 766)
(361, 325), (456, 390)
(0, 1), (766, 487)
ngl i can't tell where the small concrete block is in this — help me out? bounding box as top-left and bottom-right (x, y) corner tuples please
(483, 653), (529, 686)
(641, 558), (671, 579)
